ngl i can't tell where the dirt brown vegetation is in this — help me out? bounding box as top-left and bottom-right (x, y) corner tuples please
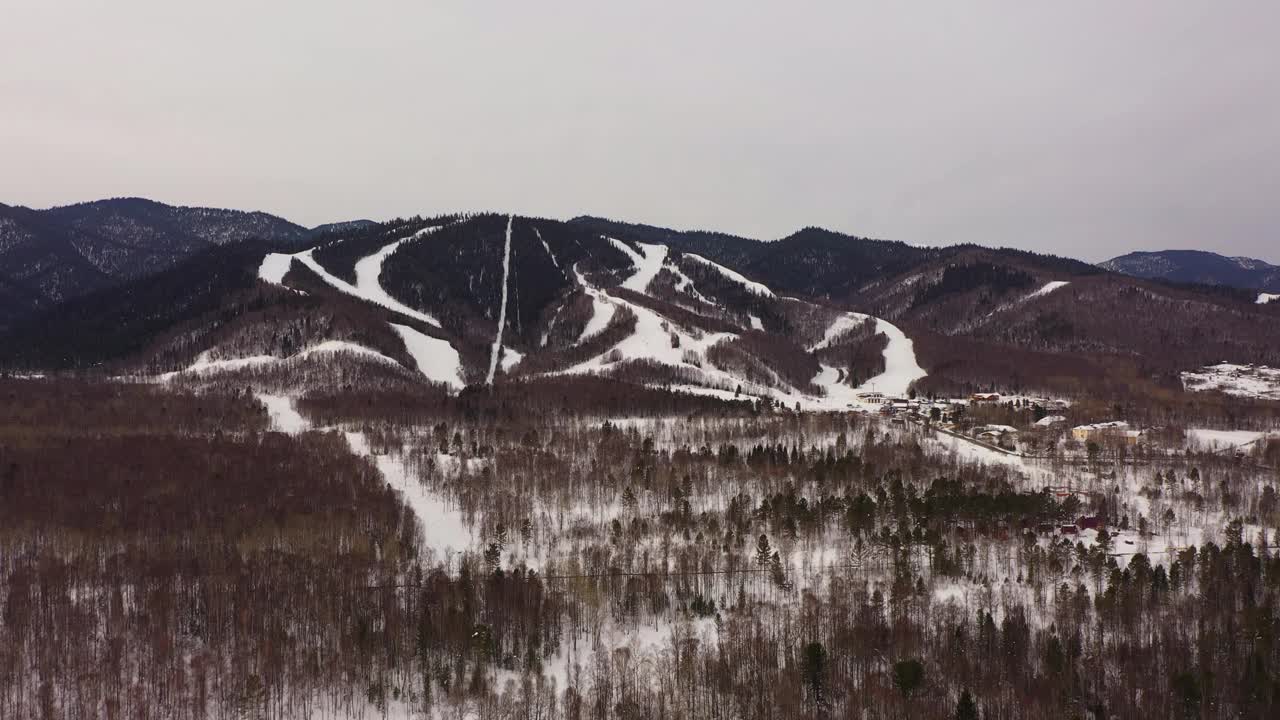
(3, 377), (1280, 719)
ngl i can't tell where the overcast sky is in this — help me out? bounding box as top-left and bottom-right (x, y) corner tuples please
(3, 2), (1278, 262)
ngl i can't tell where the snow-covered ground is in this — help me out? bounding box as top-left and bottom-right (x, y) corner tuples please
(159, 341), (400, 382)
(344, 432), (474, 556)
(390, 323), (464, 389)
(1182, 363), (1280, 401)
(607, 237), (667, 292)
(1258, 293), (1278, 305)
(1027, 280), (1069, 299)
(1186, 428), (1273, 452)
(259, 394), (474, 557)
(259, 393), (311, 434)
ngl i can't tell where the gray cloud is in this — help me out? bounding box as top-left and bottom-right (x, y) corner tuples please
(3, 1), (1277, 262)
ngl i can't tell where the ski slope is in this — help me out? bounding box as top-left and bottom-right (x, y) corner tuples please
(683, 253), (776, 298)
(607, 238), (667, 292)
(1027, 280), (1069, 299)
(257, 229), (441, 327)
(810, 312), (926, 397)
(485, 216), (514, 385)
(160, 341), (401, 382)
(390, 323), (464, 389)
(257, 394), (473, 555)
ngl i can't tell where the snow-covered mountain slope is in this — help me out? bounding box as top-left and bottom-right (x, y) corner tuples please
(46, 213), (927, 407)
(4, 209), (1278, 404)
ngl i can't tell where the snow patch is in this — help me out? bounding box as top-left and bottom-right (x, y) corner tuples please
(1258, 293), (1279, 305)
(1027, 280), (1069, 299)
(391, 323), (464, 389)
(257, 253), (294, 284)
(258, 394), (311, 434)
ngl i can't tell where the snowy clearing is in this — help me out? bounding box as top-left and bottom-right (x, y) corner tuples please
(257, 253), (294, 284)
(259, 393), (311, 434)
(391, 323), (464, 389)
(1182, 363), (1280, 401)
(1186, 428), (1273, 451)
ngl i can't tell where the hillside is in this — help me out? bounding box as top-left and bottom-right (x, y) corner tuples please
(0, 197), (309, 330)
(4, 212), (1278, 409)
(1102, 249), (1280, 296)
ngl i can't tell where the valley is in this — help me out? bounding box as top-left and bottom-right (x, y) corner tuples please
(2, 207), (1279, 719)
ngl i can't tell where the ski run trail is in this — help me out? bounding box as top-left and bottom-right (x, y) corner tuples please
(259, 227), (441, 327)
(485, 215), (514, 385)
(259, 394), (473, 555)
(254, 226), (930, 407)
(808, 311), (927, 400)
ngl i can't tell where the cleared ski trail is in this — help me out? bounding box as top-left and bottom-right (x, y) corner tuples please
(258, 394), (473, 554)
(810, 312), (926, 397)
(486, 215), (514, 385)
(258, 227), (441, 327)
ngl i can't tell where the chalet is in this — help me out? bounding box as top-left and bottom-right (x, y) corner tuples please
(1060, 525), (1079, 536)
(970, 392), (1002, 403)
(857, 392), (886, 405)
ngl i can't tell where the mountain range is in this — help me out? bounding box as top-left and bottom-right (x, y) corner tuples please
(0, 198), (368, 331)
(1, 199), (1278, 406)
(1101, 249), (1280, 294)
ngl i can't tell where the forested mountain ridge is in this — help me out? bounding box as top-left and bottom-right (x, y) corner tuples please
(1102, 249), (1280, 293)
(3, 210), (1278, 407)
(0, 197), (311, 331)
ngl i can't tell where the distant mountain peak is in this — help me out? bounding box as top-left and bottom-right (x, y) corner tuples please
(1102, 249), (1280, 292)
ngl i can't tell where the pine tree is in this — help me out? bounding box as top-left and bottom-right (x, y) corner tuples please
(803, 642), (827, 708)
(955, 689), (977, 720)
(755, 534), (772, 567)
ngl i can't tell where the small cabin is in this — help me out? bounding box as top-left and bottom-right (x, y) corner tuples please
(1077, 515), (1106, 531)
